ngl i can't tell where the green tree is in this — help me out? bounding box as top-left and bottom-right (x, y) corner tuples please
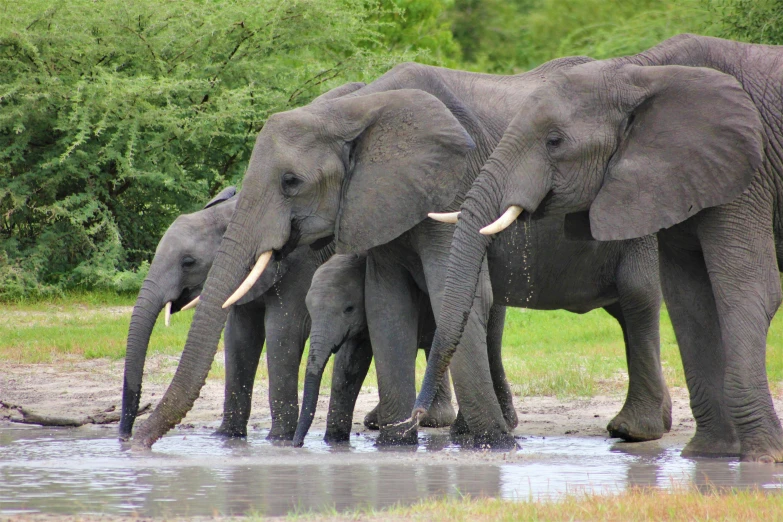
(0, 0), (418, 300)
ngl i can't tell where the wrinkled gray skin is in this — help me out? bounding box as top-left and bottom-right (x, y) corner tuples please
(293, 253), (456, 447)
(417, 34), (783, 462)
(132, 60), (667, 449)
(121, 188), (326, 441)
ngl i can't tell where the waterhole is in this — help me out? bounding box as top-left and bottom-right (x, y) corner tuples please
(1, 425), (781, 517)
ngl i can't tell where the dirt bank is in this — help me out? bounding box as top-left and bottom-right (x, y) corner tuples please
(0, 353), (707, 448)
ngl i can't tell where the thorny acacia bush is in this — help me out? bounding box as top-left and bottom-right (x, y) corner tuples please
(0, 0), (416, 300)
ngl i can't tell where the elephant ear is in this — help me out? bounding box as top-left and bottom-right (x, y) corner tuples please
(324, 89), (475, 252)
(589, 65), (765, 241)
(204, 186), (237, 209)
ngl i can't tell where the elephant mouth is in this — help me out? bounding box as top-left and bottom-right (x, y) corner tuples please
(170, 286), (202, 314)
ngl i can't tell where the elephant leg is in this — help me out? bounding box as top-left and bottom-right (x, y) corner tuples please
(603, 300), (670, 442)
(264, 305), (309, 441)
(216, 301), (265, 437)
(700, 206), (783, 463)
(487, 304), (517, 430)
(363, 404), (380, 430)
(658, 229), (739, 457)
(325, 338), (373, 443)
(418, 231), (513, 448)
(418, 365), (456, 428)
(365, 254), (421, 445)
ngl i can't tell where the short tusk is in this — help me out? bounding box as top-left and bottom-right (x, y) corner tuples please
(180, 296), (200, 312)
(428, 211), (460, 224)
(480, 205), (523, 235)
(222, 250), (273, 309)
(164, 301), (172, 327)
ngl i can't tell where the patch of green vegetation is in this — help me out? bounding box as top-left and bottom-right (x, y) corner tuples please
(4, 293), (783, 400)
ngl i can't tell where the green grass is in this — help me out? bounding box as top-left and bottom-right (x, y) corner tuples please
(281, 487), (783, 521)
(2, 292), (783, 398)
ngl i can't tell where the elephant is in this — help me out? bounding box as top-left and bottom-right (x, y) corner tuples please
(415, 34), (783, 462)
(120, 187), (328, 441)
(131, 57), (668, 449)
(292, 252), (457, 447)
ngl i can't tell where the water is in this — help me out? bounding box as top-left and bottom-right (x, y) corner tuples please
(1, 425), (782, 517)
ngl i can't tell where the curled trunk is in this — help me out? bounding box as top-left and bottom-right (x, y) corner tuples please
(292, 337), (333, 447)
(120, 282), (165, 440)
(413, 173), (502, 416)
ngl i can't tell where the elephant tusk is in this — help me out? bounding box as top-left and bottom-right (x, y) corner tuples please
(480, 205), (523, 235)
(222, 250), (273, 309)
(164, 301), (172, 327)
(180, 296), (200, 312)
(428, 211), (460, 224)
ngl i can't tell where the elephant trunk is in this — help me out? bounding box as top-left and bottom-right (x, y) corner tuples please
(292, 336), (333, 447)
(120, 280), (165, 440)
(132, 197), (266, 449)
(413, 170), (504, 417)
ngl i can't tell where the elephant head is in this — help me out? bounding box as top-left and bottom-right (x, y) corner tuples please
(120, 187), (284, 440)
(293, 252), (367, 447)
(414, 61), (765, 416)
(131, 86), (475, 448)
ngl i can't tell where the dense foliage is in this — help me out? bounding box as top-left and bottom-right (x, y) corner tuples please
(1, 0), (780, 300)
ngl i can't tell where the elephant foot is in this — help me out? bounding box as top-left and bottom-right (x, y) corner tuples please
(471, 429), (518, 450)
(324, 429), (351, 444)
(377, 419), (418, 446)
(364, 404), (380, 430)
(608, 391), (672, 442)
(213, 423), (247, 438)
(449, 410), (470, 437)
(420, 398), (456, 428)
(738, 433), (783, 463)
(681, 430), (740, 458)
(501, 400), (519, 430)
(265, 427), (295, 442)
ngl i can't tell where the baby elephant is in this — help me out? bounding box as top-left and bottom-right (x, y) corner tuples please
(293, 253), (456, 447)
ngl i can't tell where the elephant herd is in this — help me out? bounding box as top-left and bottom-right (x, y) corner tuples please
(122, 34), (783, 463)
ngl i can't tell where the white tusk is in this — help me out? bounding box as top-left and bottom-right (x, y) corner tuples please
(222, 250), (273, 309)
(164, 301), (172, 327)
(480, 205), (523, 235)
(180, 296), (200, 312)
(428, 211), (460, 224)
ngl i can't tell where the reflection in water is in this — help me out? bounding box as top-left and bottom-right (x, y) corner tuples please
(0, 426), (781, 517)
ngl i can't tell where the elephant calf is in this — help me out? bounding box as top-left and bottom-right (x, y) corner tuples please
(121, 187), (327, 442)
(292, 253), (456, 447)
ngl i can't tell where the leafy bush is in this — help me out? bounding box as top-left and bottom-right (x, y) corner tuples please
(0, 0), (422, 300)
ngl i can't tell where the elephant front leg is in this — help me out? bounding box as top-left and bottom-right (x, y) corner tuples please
(264, 311), (309, 442)
(325, 338), (373, 443)
(365, 255), (421, 445)
(486, 304), (518, 430)
(217, 302), (265, 438)
(700, 207), (783, 463)
(604, 240), (671, 442)
(658, 232), (739, 457)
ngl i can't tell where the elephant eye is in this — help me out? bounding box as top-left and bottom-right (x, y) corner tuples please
(281, 172), (303, 193)
(546, 134), (564, 149)
(182, 257), (196, 269)
(343, 305), (354, 314)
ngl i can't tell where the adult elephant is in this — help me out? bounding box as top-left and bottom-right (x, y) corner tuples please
(415, 34), (783, 462)
(131, 57), (666, 449)
(121, 187), (327, 441)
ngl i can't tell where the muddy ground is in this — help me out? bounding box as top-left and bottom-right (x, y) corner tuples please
(0, 352), (709, 449)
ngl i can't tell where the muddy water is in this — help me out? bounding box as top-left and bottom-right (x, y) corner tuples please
(1, 425), (782, 517)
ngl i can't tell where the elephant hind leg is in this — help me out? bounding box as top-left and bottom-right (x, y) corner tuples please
(658, 228), (739, 457)
(700, 204), (783, 462)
